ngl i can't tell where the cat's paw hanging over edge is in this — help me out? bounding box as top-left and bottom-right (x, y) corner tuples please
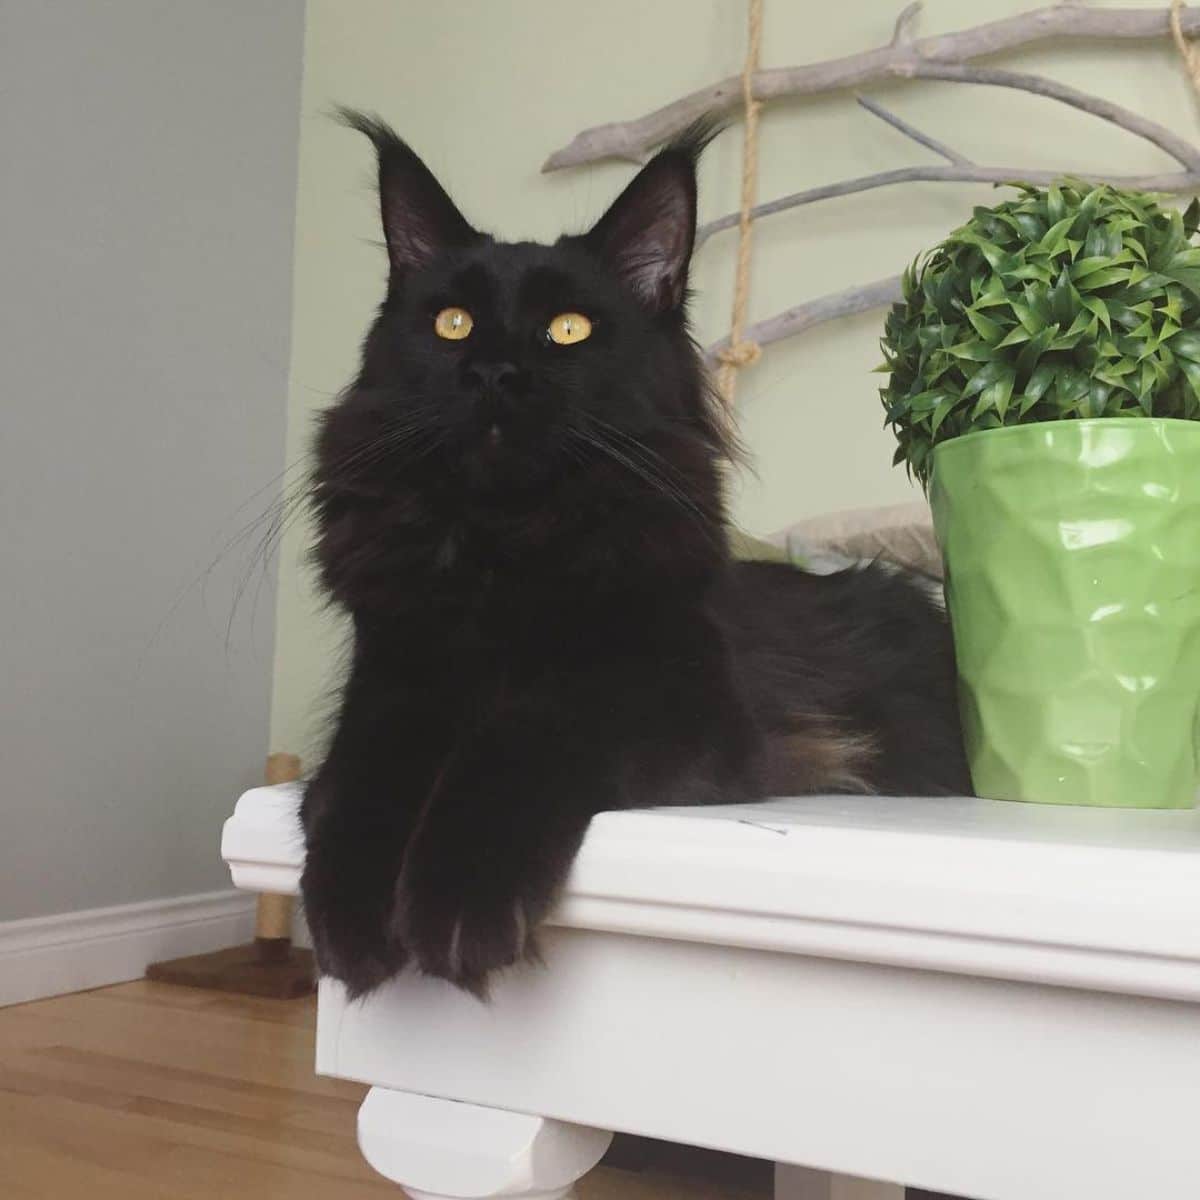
(300, 843), (410, 999)
(391, 872), (543, 999)
(308, 918), (407, 1000)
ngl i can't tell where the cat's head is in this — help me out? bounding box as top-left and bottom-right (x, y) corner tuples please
(318, 111), (729, 505)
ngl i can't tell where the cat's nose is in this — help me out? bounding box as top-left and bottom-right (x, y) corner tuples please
(464, 362), (519, 394)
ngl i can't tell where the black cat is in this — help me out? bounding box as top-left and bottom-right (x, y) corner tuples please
(300, 111), (970, 999)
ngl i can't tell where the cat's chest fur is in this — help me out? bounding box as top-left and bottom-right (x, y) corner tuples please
(376, 504), (702, 672)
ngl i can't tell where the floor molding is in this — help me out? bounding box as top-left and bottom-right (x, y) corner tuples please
(0, 889), (256, 1007)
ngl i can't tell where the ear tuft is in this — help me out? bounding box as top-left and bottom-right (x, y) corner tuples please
(335, 107), (477, 277)
(584, 118), (721, 312)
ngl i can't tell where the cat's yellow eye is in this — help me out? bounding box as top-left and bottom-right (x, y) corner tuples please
(547, 312), (592, 346)
(434, 307), (473, 340)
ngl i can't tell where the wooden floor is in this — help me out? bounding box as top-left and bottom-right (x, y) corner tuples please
(0, 980), (767, 1199)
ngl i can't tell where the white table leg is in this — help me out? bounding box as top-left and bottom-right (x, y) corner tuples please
(776, 1163), (906, 1200)
(357, 1086), (613, 1198)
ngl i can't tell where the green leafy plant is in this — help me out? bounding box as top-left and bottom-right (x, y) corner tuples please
(880, 181), (1200, 485)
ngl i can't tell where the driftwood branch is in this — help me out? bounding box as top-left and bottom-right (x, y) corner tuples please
(699, 61), (1200, 356)
(855, 94), (971, 165)
(891, 1), (922, 47)
(543, 4), (1200, 171)
(698, 52), (1200, 349)
(705, 276), (904, 362)
(696, 165), (1200, 247)
(552, 2), (1200, 362)
(695, 65), (1200, 247)
(903, 61), (1200, 172)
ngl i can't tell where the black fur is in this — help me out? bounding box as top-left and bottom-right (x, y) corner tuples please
(300, 113), (969, 998)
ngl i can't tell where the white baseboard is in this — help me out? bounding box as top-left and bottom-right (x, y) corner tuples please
(0, 889), (257, 1008)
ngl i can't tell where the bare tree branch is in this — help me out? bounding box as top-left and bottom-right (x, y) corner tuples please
(855, 95), (972, 165)
(696, 65), (1200, 246)
(695, 165), (1200, 246)
(543, 4), (1200, 171)
(551, 3), (1200, 362)
(903, 61), (1200, 172)
(698, 164), (1200, 246)
(705, 276), (904, 362)
(891, 0), (923, 46)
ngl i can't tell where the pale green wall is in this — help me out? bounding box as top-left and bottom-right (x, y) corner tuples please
(271, 0), (1195, 760)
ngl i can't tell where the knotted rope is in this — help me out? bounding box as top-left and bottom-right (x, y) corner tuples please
(716, 0), (765, 407)
(1171, 0), (1200, 94)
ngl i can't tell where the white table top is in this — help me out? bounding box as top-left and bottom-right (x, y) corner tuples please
(223, 783), (1200, 1003)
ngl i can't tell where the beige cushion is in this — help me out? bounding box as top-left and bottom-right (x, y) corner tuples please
(770, 501), (943, 579)
(728, 529), (793, 564)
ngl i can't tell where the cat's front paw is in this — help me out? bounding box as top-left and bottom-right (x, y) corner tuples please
(393, 864), (542, 998)
(301, 845), (408, 999)
(306, 905), (406, 1000)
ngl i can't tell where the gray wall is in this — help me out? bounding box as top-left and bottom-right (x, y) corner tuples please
(1, 1), (305, 921)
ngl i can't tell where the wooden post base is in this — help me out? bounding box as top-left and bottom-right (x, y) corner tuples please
(147, 752), (314, 999)
(146, 939), (315, 999)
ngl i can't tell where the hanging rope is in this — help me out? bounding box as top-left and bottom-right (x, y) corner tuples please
(1172, 1), (1200, 96)
(716, 0), (765, 407)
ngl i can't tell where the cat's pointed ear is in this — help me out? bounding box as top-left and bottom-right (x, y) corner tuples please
(337, 108), (477, 276)
(583, 121), (719, 312)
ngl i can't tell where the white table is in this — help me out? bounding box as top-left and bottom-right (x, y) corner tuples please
(222, 784), (1200, 1200)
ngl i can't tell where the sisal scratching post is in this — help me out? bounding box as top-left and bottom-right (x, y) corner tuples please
(146, 752), (316, 999)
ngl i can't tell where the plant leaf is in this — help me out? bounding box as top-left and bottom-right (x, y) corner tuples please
(1047, 184), (1066, 224)
(963, 305), (1005, 344)
(1009, 298), (1045, 335)
(946, 341), (998, 362)
(1015, 324), (1058, 375)
(1080, 295), (1112, 332)
(1179, 359), (1200, 404)
(1075, 267), (1133, 290)
(1183, 196), (1200, 236)
(1161, 265), (1200, 302)
(1024, 362), (1056, 403)
(1049, 266), (1076, 325)
(988, 368), (1017, 419)
(1169, 330), (1200, 362)
(962, 359), (1009, 399)
(930, 393), (957, 436)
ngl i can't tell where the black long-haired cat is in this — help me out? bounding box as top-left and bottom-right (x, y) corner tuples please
(300, 111), (970, 999)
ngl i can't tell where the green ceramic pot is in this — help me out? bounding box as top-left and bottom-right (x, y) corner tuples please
(930, 418), (1200, 808)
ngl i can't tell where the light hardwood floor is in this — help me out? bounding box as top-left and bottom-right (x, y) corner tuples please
(0, 980), (767, 1199)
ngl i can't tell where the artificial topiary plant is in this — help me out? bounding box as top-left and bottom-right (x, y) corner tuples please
(880, 181), (1200, 485)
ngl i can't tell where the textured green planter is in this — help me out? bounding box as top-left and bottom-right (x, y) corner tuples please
(930, 418), (1200, 808)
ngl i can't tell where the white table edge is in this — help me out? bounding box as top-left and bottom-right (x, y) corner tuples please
(223, 783), (1200, 1003)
